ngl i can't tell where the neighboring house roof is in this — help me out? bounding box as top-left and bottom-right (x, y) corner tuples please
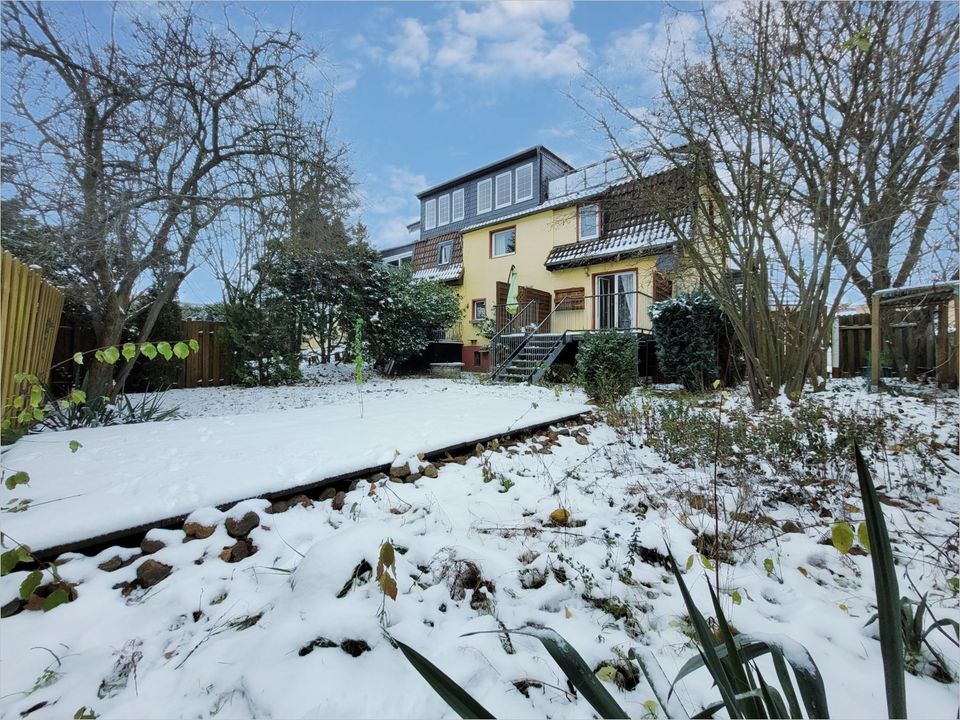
(545, 213), (687, 270)
(379, 239), (418, 260)
(413, 263), (464, 283)
(416, 145), (573, 198)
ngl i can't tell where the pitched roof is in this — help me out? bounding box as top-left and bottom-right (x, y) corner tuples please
(413, 262), (463, 283)
(416, 145), (573, 198)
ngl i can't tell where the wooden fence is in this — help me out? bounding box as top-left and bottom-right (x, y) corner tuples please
(837, 311), (937, 377)
(1, 251), (65, 413)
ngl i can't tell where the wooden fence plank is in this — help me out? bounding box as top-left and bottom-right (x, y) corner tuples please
(1, 251), (65, 416)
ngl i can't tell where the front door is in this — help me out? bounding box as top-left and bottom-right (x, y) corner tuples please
(595, 272), (636, 330)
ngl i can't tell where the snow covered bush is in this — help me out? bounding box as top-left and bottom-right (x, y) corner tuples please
(575, 330), (638, 404)
(649, 290), (732, 392)
(357, 268), (462, 374)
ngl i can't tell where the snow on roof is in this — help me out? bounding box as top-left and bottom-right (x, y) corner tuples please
(413, 262), (463, 283)
(545, 213), (686, 270)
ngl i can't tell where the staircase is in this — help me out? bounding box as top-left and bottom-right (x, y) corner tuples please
(495, 333), (568, 383)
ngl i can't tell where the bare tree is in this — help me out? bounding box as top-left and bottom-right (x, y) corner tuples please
(1, 2), (329, 396)
(584, 0), (957, 401)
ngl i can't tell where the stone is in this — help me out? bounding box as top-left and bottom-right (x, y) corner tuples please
(331, 491), (346, 511)
(404, 472), (422, 483)
(140, 538), (166, 555)
(183, 522), (216, 540)
(318, 488), (337, 502)
(422, 464), (438, 479)
(389, 463), (409, 479)
(225, 511), (260, 539)
(348, 478), (360, 492)
(98, 555), (125, 572)
(289, 495), (314, 509)
(266, 500), (290, 515)
(575, 435), (589, 446)
(220, 539), (254, 563)
(136, 560), (172, 588)
(369, 472), (388, 482)
(781, 520), (803, 534)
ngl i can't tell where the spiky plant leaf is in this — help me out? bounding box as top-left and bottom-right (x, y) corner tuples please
(394, 639), (494, 719)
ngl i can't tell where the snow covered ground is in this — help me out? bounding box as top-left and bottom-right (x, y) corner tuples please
(0, 378), (957, 719)
(0, 373), (589, 551)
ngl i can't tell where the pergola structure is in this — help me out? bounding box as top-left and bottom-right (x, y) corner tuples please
(870, 281), (960, 389)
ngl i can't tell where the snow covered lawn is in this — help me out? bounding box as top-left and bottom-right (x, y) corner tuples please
(0, 379), (957, 719)
(1, 375), (589, 552)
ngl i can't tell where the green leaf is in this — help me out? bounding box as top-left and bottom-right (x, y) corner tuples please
(29, 385), (42, 408)
(173, 342), (190, 360)
(103, 346), (120, 365)
(19, 570), (42, 600)
(763, 558), (774, 575)
(188, 339), (200, 352)
(17, 411), (31, 425)
(94, 350), (105, 363)
(855, 442), (905, 719)
(731, 590), (742, 605)
(13, 395), (24, 409)
(69, 440), (82, 454)
(73, 352), (84, 365)
(71, 389), (87, 405)
(42, 588), (70, 612)
(685, 554), (695, 571)
(122, 343), (137, 361)
(948, 577), (959, 593)
(140, 342), (157, 360)
(1, 546), (33, 576)
(5, 471), (30, 490)
(857, 522), (870, 553)
(831, 522), (855, 554)
(156, 342), (173, 361)
(596, 665), (618, 683)
(394, 639), (494, 719)
(712, 379), (721, 389)
(32, 408), (45, 421)
(463, 627), (629, 719)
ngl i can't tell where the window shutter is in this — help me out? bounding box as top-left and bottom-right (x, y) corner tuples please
(515, 163), (533, 202)
(424, 199), (436, 230)
(477, 179), (492, 214)
(495, 172), (512, 209)
(438, 194), (450, 225)
(452, 189), (465, 221)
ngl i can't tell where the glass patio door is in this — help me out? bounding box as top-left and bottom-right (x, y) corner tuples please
(595, 272), (636, 329)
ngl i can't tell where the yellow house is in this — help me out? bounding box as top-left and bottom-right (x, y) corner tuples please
(405, 147), (695, 379)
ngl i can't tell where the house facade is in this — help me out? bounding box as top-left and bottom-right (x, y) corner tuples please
(393, 146), (696, 379)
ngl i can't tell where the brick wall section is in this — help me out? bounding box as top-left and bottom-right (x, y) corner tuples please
(413, 231), (462, 274)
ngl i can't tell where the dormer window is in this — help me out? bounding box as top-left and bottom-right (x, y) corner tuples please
(578, 203), (600, 241)
(437, 239), (453, 265)
(477, 179), (492, 214)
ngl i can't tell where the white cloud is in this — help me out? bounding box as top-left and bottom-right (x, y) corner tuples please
(604, 11), (701, 80)
(386, 18), (430, 77)
(352, 0), (590, 92)
(357, 165), (426, 249)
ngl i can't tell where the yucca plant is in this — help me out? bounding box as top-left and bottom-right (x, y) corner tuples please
(866, 593), (960, 682)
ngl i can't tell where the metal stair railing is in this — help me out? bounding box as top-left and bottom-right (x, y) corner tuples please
(496, 297), (573, 383)
(489, 299), (540, 378)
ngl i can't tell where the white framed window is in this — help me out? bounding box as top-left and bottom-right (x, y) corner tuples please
(515, 162), (533, 202)
(452, 188), (465, 222)
(476, 179), (492, 214)
(424, 198), (437, 230)
(438, 194), (450, 226)
(495, 171), (512, 209)
(437, 240), (453, 265)
(578, 203), (600, 241)
(471, 299), (487, 322)
(491, 227), (516, 257)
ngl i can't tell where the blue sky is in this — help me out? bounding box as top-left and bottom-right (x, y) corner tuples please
(6, 1), (706, 302)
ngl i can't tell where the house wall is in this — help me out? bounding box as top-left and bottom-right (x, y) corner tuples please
(456, 207), (661, 347)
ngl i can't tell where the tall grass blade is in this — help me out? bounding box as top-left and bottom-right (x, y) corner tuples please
(666, 554), (743, 718)
(462, 627), (627, 719)
(394, 638), (494, 719)
(855, 441), (906, 719)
